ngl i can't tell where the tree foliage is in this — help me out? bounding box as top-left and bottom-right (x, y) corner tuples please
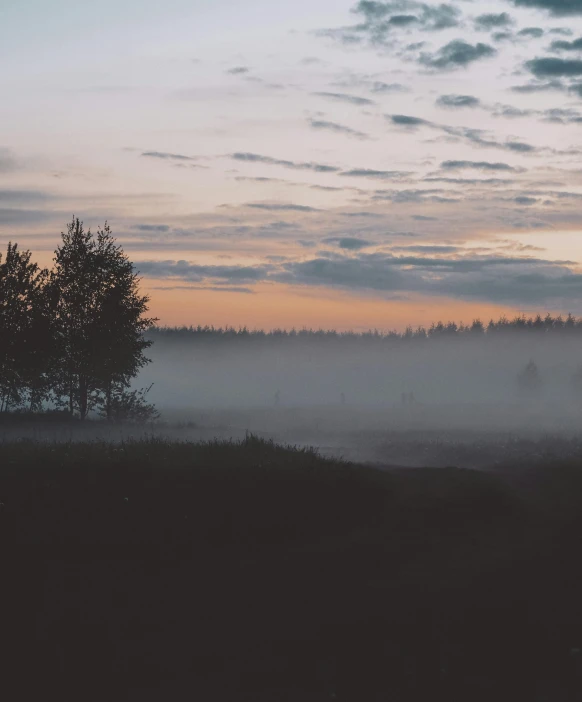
(0, 243), (49, 411)
(0, 218), (157, 420)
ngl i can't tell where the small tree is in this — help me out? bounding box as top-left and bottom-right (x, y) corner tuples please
(48, 217), (157, 419)
(0, 243), (49, 411)
(517, 359), (542, 395)
(98, 384), (159, 423)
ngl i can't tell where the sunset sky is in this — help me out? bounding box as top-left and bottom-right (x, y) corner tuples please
(4, 0), (582, 330)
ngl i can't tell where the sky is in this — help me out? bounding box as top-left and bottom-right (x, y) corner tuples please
(3, 0), (582, 330)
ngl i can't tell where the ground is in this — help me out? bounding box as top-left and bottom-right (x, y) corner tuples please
(2, 435), (582, 701)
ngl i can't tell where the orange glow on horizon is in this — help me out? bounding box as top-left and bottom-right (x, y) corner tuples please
(145, 281), (517, 333)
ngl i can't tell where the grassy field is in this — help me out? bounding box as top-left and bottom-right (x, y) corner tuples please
(2, 436), (582, 701)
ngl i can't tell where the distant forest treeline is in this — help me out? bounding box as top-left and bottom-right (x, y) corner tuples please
(149, 313), (582, 345)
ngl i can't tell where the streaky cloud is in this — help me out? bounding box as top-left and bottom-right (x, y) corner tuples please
(440, 160), (521, 172)
(141, 151), (197, 161)
(230, 152), (339, 173)
(340, 168), (412, 179)
(246, 202), (321, 212)
(436, 94), (481, 108)
(312, 91), (376, 105)
(307, 119), (370, 140)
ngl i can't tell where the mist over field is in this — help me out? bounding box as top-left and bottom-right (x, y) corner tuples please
(121, 320), (582, 465)
(143, 328), (582, 411)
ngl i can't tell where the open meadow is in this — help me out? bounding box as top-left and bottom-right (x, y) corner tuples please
(3, 435), (582, 701)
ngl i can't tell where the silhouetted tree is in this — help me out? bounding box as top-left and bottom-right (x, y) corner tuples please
(48, 218), (156, 419)
(98, 384), (159, 423)
(0, 243), (49, 411)
(517, 359), (542, 395)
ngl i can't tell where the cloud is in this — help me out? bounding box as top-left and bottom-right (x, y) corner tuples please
(278, 251), (582, 305)
(411, 215), (438, 221)
(550, 27), (574, 34)
(515, 195), (539, 205)
(371, 188), (460, 203)
(339, 168), (412, 179)
(436, 94), (481, 108)
(135, 259), (272, 283)
(492, 104), (536, 118)
(230, 152), (339, 173)
(474, 13), (514, 31)
(323, 237), (374, 249)
(388, 14), (419, 26)
(390, 114), (429, 126)
(387, 114), (537, 152)
(518, 27), (544, 38)
(312, 91), (376, 106)
(133, 224), (171, 233)
(355, 0), (461, 32)
(226, 66), (250, 74)
(339, 211), (383, 217)
(307, 119), (370, 140)
(511, 0), (582, 17)
(331, 74), (409, 94)
(424, 177), (515, 184)
(550, 36), (582, 50)
(370, 81), (409, 93)
(511, 78), (565, 91)
(542, 107), (582, 122)
(391, 244), (459, 252)
(246, 202), (321, 212)
(440, 160), (521, 172)
(141, 151), (197, 161)
(419, 41), (496, 70)
(317, 1), (461, 49)
(0, 209), (55, 225)
(234, 176), (287, 184)
(0, 189), (54, 204)
(151, 285), (255, 294)
(526, 57), (582, 76)
(243, 76), (286, 90)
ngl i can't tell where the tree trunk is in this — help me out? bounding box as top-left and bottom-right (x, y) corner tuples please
(69, 375), (74, 417)
(79, 377), (88, 421)
(105, 381), (112, 422)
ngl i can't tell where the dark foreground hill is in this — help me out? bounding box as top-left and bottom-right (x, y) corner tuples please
(2, 437), (582, 701)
